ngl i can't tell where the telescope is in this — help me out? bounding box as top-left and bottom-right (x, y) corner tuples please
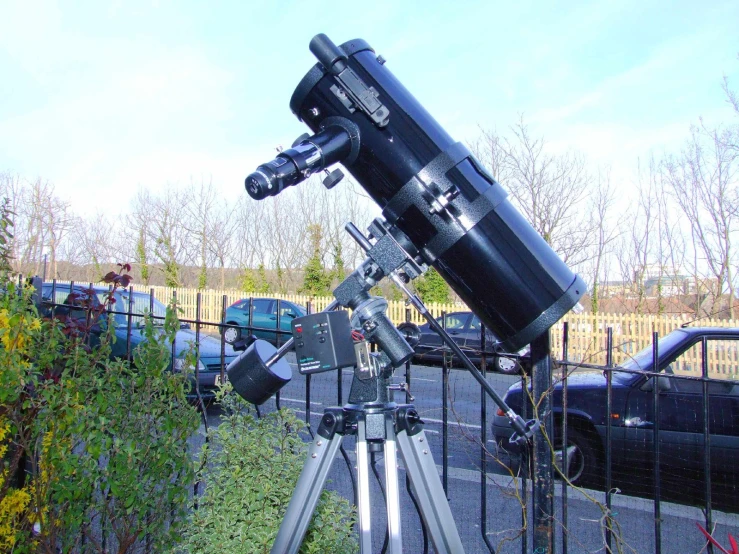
(232, 34), (586, 554)
(246, 34), (584, 352)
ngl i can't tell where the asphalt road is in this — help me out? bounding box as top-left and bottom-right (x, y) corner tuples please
(199, 355), (739, 553)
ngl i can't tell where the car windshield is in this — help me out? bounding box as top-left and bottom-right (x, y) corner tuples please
(97, 290), (168, 328)
(616, 330), (689, 374)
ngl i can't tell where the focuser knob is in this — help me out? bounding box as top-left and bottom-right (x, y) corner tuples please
(322, 168), (344, 189)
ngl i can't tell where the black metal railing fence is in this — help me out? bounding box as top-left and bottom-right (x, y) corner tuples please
(34, 282), (739, 553)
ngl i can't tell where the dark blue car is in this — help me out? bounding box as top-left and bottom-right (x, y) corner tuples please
(41, 283), (237, 399)
(493, 327), (739, 490)
(413, 311), (529, 374)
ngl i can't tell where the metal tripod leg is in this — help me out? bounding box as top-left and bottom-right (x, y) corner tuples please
(356, 410), (404, 554)
(355, 418), (373, 553)
(396, 405), (465, 554)
(271, 408), (344, 554)
(384, 411), (403, 553)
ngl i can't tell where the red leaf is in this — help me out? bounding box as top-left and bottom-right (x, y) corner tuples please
(729, 534), (738, 554)
(696, 523), (731, 554)
(119, 274), (132, 287)
(103, 271), (117, 283)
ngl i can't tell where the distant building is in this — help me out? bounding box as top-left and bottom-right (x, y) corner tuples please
(643, 274), (693, 296)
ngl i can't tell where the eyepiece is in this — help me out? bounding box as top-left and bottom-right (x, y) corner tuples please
(245, 156), (300, 200)
(245, 120), (358, 201)
(244, 169), (271, 200)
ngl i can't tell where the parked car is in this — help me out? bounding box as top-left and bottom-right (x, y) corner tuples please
(221, 298), (306, 345)
(412, 311), (529, 374)
(493, 327), (739, 489)
(41, 283), (237, 400)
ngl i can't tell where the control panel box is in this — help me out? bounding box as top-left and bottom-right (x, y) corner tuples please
(292, 311), (356, 374)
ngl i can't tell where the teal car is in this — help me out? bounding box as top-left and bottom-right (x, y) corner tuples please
(221, 298), (306, 346)
(41, 283), (237, 399)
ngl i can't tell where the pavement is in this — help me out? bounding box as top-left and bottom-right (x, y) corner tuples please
(196, 354), (739, 553)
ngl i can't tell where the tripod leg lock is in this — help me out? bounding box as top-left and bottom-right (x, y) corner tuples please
(509, 416), (540, 446)
(396, 405), (424, 436)
(317, 407), (346, 439)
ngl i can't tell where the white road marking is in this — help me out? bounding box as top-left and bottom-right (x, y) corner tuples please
(422, 417), (481, 430)
(279, 397), (323, 406)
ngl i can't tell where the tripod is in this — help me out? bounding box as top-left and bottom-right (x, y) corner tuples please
(272, 381), (464, 554)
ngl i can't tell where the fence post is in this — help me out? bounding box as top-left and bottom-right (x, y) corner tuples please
(305, 301), (313, 427)
(531, 330), (554, 553)
(605, 327), (614, 550)
(652, 331), (662, 554)
(479, 323), (496, 553)
(441, 310), (449, 495)
(561, 322), (570, 554)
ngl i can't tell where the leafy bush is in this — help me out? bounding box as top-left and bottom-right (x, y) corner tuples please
(181, 389), (356, 554)
(0, 268), (200, 552)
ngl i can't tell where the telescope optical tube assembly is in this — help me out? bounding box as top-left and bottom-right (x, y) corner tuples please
(249, 34), (585, 352)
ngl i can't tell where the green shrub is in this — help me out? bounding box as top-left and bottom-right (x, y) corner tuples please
(0, 269), (200, 552)
(181, 390), (356, 554)
(414, 267), (451, 303)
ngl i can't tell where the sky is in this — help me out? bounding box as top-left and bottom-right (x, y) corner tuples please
(1, 0), (738, 215)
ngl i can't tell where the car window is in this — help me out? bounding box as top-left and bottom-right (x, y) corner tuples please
(41, 286), (53, 302)
(617, 330), (691, 372)
(252, 299), (272, 314)
(41, 286), (76, 304)
(438, 313), (468, 330)
(671, 337), (739, 382)
(101, 290), (168, 327)
(275, 301), (305, 318)
(41, 286), (97, 321)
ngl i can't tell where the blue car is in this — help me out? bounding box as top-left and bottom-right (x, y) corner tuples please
(221, 298), (306, 346)
(41, 283), (237, 399)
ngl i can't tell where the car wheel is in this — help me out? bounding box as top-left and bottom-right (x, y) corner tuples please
(222, 325), (241, 345)
(556, 427), (602, 488)
(494, 354), (519, 375)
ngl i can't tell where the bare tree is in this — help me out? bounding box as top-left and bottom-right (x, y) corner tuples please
(208, 202), (239, 290)
(126, 187), (189, 288)
(612, 157), (687, 314)
(0, 176), (75, 278)
(68, 212), (119, 282)
(585, 169), (619, 313)
(665, 122), (739, 318)
(470, 126), (513, 186)
(124, 190), (155, 285)
(182, 179), (218, 290)
(475, 117), (594, 268)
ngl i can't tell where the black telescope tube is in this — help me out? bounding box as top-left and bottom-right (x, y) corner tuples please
(289, 35), (585, 351)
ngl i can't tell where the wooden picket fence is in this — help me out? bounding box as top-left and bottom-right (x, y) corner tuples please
(63, 281), (739, 376)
